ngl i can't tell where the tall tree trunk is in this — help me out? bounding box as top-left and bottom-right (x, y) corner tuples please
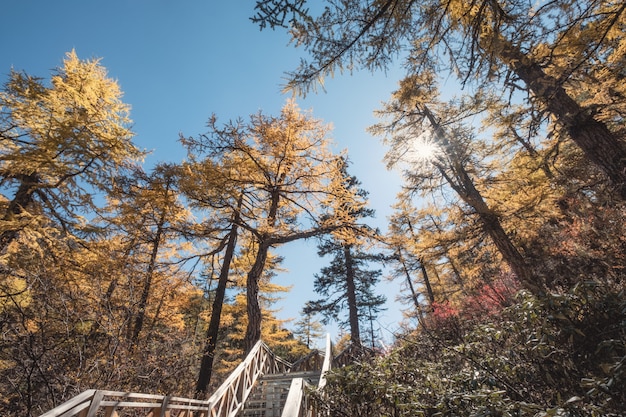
(435, 162), (540, 292)
(0, 174), (39, 251)
(244, 185), (282, 353)
(423, 105), (541, 293)
(195, 205), (241, 397)
(368, 304), (376, 350)
(343, 245), (361, 346)
(402, 217), (437, 306)
(244, 240), (270, 352)
(396, 249), (423, 313)
(498, 37), (626, 199)
(130, 218), (165, 350)
(419, 259), (435, 306)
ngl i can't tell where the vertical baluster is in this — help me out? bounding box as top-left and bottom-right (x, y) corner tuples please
(85, 390), (105, 417)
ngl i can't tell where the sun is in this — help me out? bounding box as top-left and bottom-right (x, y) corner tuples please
(405, 133), (442, 164)
(412, 138), (440, 161)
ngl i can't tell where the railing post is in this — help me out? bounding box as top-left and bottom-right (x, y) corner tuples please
(85, 390), (104, 417)
(280, 378), (304, 417)
(159, 395), (171, 417)
(319, 334), (332, 390)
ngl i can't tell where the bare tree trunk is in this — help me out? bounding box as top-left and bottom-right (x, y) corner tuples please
(498, 38), (626, 199)
(244, 241), (270, 353)
(130, 218), (165, 350)
(0, 174), (39, 251)
(196, 206), (240, 397)
(396, 249), (423, 313)
(402, 218), (437, 306)
(419, 260), (435, 306)
(344, 245), (361, 346)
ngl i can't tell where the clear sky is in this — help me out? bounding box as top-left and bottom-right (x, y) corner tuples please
(1, 0), (409, 346)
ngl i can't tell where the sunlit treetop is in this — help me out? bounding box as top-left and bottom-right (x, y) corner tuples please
(0, 50), (145, 249)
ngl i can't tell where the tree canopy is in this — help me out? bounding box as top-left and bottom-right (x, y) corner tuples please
(253, 0), (626, 197)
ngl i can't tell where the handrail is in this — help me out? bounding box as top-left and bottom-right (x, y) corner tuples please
(280, 378), (315, 417)
(41, 390), (225, 417)
(318, 334), (332, 390)
(39, 339), (291, 417)
(281, 334), (333, 417)
(204, 339), (291, 416)
(290, 349), (324, 373)
(39, 389), (97, 417)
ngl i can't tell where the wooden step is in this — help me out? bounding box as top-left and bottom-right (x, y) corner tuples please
(239, 371), (321, 417)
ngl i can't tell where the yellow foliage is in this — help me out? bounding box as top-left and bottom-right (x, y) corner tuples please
(0, 276), (30, 313)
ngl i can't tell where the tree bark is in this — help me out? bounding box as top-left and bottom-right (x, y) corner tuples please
(343, 245), (361, 346)
(423, 105), (541, 293)
(130, 216), (165, 350)
(195, 206), (240, 397)
(0, 173), (39, 251)
(419, 260), (435, 306)
(498, 38), (626, 199)
(396, 249), (423, 313)
(402, 217), (437, 306)
(435, 162), (540, 293)
(243, 185), (282, 353)
(243, 240), (270, 353)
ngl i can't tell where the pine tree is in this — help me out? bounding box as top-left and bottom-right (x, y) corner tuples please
(101, 164), (192, 350)
(0, 52), (147, 414)
(293, 303), (325, 349)
(386, 198), (438, 322)
(181, 100), (367, 353)
(306, 160), (386, 346)
(372, 77), (540, 293)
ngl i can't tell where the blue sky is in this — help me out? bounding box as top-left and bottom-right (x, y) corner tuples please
(1, 0), (408, 345)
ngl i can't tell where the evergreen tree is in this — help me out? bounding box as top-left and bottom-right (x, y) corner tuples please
(181, 100), (367, 353)
(293, 303), (325, 349)
(0, 52), (148, 415)
(307, 241), (386, 347)
(176, 144), (252, 396)
(386, 199), (437, 323)
(373, 77), (540, 293)
(306, 160), (386, 346)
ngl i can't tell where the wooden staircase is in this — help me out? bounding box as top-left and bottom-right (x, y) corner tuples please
(38, 336), (335, 417)
(239, 371), (321, 417)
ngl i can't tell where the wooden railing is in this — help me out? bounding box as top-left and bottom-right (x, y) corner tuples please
(39, 340), (291, 417)
(318, 334), (333, 390)
(280, 334), (333, 417)
(281, 378), (314, 417)
(289, 350), (324, 373)
(332, 342), (373, 368)
(205, 339), (290, 416)
(39, 389), (224, 417)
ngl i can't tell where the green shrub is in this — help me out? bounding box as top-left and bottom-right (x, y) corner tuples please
(313, 281), (626, 416)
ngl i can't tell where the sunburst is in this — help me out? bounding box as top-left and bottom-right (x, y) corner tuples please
(404, 132), (442, 164)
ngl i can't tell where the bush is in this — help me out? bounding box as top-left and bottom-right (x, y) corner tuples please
(314, 281), (626, 416)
